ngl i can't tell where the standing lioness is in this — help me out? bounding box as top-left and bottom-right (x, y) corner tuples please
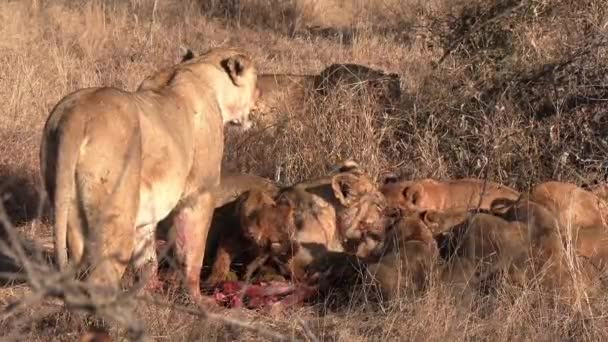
(40, 47), (259, 304)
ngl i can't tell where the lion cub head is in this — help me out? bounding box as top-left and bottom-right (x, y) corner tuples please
(238, 188), (297, 259)
(279, 161), (393, 259)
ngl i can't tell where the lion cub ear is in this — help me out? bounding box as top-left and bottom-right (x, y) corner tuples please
(331, 173), (362, 207)
(403, 183), (424, 206)
(420, 210), (441, 234)
(222, 54), (253, 87)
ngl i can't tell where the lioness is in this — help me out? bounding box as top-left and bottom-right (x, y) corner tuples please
(529, 182), (608, 270)
(40, 47), (259, 303)
(380, 176), (520, 214)
(253, 63), (401, 126)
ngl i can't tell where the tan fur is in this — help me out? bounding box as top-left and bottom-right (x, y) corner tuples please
(366, 212), (439, 301)
(276, 161), (391, 280)
(572, 225), (608, 270)
(529, 181), (608, 234)
(40, 47), (259, 303)
(381, 177), (520, 214)
(432, 201), (565, 291)
(253, 74), (315, 123)
(211, 173), (278, 209)
(529, 181), (608, 270)
(282, 162), (389, 252)
(588, 182), (608, 203)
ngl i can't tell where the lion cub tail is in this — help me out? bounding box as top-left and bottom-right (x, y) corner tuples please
(53, 114), (87, 271)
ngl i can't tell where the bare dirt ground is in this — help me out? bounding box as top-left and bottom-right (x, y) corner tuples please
(1, 0), (607, 340)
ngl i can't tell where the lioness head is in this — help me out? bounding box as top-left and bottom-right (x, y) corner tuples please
(139, 47), (260, 130)
(184, 48), (259, 130)
(238, 188), (297, 259)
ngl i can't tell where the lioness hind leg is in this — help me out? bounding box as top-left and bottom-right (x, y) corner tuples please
(78, 175), (139, 292)
(75, 133), (141, 292)
(173, 191), (214, 305)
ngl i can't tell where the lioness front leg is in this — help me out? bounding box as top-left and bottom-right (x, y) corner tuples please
(173, 191), (214, 304)
(132, 223), (161, 292)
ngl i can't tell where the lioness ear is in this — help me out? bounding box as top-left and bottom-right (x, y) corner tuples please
(179, 46), (196, 62)
(332, 173), (360, 206)
(222, 54), (252, 87)
(403, 183), (423, 206)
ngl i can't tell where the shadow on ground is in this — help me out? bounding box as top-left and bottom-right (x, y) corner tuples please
(0, 165), (47, 227)
(0, 164), (53, 286)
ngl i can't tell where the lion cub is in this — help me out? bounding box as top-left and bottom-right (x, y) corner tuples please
(206, 188), (297, 285)
(365, 211), (439, 300)
(270, 161), (393, 282)
(529, 181), (608, 270)
(380, 176), (520, 214)
(530, 181), (608, 233)
(425, 201), (565, 291)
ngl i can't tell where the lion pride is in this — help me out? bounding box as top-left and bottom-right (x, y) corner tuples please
(40, 47), (259, 304)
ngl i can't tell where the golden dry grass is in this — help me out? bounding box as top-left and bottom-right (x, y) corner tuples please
(1, 0), (608, 340)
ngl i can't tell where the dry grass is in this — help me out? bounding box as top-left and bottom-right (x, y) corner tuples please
(1, 0), (608, 340)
